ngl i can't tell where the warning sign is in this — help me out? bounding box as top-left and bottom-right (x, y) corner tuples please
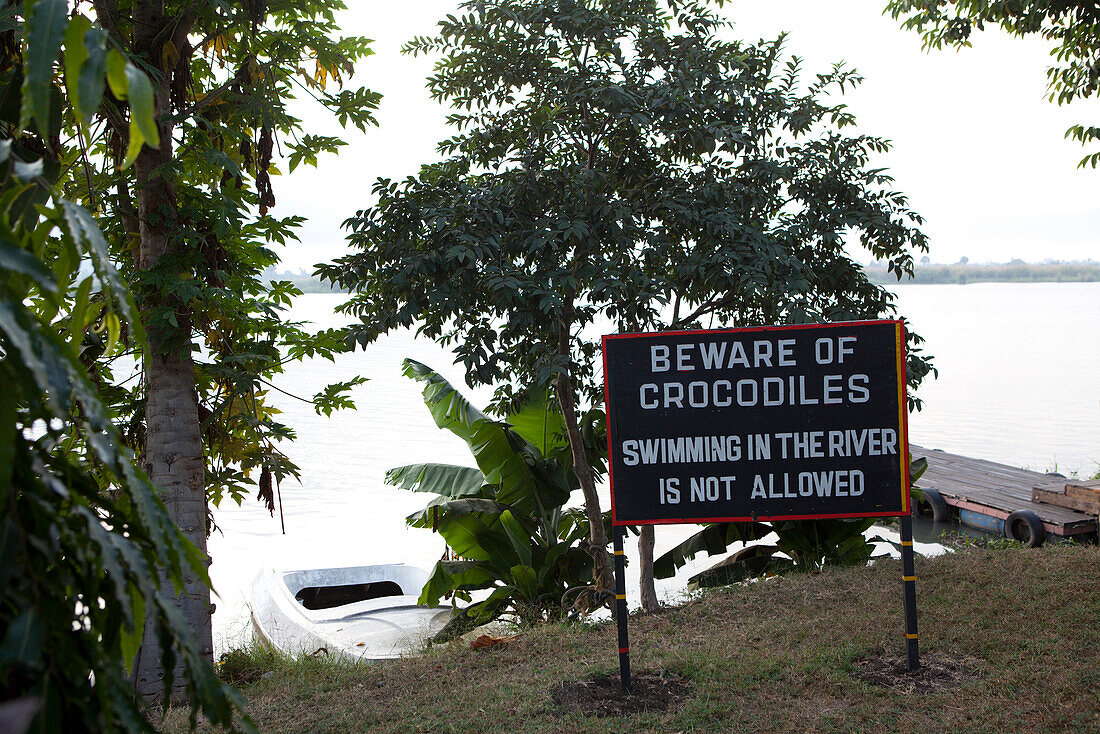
(602, 320), (911, 525)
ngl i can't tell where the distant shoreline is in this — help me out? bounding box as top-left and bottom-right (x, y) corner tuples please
(267, 262), (1100, 293)
(865, 261), (1100, 285)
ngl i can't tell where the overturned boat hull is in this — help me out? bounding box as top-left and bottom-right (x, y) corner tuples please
(250, 564), (453, 659)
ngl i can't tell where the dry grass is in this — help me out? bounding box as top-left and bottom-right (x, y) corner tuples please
(163, 544), (1100, 733)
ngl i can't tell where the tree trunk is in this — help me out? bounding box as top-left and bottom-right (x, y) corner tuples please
(554, 298), (613, 599)
(638, 525), (660, 613)
(130, 2), (211, 702)
(556, 372), (614, 598)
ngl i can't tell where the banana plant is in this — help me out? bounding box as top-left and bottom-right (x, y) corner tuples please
(387, 360), (605, 637)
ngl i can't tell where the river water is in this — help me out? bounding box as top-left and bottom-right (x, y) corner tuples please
(208, 282), (1100, 650)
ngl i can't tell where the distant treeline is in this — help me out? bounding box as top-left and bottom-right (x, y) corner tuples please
(267, 263), (1100, 292)
(865, 261), (1100, 285)
(262, 271), (348, 293)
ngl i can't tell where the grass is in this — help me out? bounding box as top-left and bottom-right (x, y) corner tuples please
(164, 544), (1100, 733)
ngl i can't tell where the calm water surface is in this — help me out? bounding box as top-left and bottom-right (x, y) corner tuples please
(209, 282), (1100, 649)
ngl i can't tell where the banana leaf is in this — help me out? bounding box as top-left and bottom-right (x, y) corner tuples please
(652, 521), (773, 579)
(403, 359), (570, 514)
(503, 387), (567, 458)
(418, 560), (496, 607)
(386, 463), (487, 498)
(406, 497), (510, 528)
(499, 510), (533, 567)
(686, 544), (793, 588)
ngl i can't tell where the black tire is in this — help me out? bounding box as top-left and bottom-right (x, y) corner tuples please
(915, 487), (950, 523)
(1005, 510), (1047, 547)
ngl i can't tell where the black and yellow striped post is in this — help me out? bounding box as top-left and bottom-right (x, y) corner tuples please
(899, 516), (920, 671)
(612, 526), (632, 692)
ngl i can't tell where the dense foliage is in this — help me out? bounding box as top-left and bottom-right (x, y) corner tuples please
(16, 0), (379, 512)
(388, 360), (607, 638)
(0, 143), (248, 732)
(887, 0), (1100, 167)
(323, 0), (934, 600)
(1, 0), (378, 709)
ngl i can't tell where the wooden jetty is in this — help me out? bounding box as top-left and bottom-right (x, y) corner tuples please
(910, 443), (1098, 545)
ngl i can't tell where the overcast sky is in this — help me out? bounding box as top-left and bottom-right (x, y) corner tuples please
(268, 0), (1098, 272)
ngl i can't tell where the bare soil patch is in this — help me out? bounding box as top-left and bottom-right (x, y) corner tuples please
(852, 650), (983, 694)
(550, 671), (693, 717)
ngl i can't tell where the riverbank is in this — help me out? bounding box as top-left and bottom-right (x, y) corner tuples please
(165, 543), (1099, 733)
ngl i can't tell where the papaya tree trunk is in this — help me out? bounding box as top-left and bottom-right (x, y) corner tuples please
(130, 2), (211, 702)
(638, 525), (660, 613)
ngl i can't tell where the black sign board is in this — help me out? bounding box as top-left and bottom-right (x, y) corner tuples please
(602, 320), (910, 525)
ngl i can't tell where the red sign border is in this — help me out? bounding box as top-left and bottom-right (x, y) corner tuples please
(601, 319), (912, 526)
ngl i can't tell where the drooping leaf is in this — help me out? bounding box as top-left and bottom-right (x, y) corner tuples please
(0, 237), (58, 294)
(385, 463), (487, 498)
(124, 61), (159, 149)
(20, 0), (67, 137)
(63, 15), (92, 126)
(652, 521), (773, 579)
(77, 25), (109, 130)
(0, 609), (44, 666)
(500, 510), (532, 567)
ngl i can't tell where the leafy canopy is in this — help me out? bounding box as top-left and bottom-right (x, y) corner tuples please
(0, 140), (250, 733)
(886, 0), (1100, 167)
(0, 0), (379, 511)
(323, 0), (932, 409)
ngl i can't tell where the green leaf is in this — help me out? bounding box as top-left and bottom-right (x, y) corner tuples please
(0, 237), (59, 294)
(105, 48), (128, 99)
(61, 200), (139, 337)
(402, 359), (568, 516)
(652, 521), (774, 579)
(120, 586), (145, 674)
(0, 609), (45, 666)
(0, 375), (14, 492)
(910, 456), (928, 484)
(509, 564), (539, 600)
(406, 497), (510, 528)
(500, 510), (532, 567)
(385, 463), (487, 498)
(124, 61), (159, 148)
(78, 25), (109, 130)
(504, 387), (566, 457)
(20, 0), (67, 137)
(63, 15), (93, 126)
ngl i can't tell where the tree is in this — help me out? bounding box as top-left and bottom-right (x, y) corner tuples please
(886, 0), (1100, 167)
(1, 1), (377, 701)
(0, 51), (249, 734)
(322, 0), (932, 612)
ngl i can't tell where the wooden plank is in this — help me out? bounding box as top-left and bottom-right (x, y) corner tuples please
(1031, 487), (1099, 515)
(910, 444), (1098, 534)
(1032, 483), (1100, 515)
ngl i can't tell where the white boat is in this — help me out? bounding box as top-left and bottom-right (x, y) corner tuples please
(250, 564), (454, 660)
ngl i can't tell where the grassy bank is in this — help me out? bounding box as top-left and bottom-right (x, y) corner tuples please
(167, 544), (1100, 733)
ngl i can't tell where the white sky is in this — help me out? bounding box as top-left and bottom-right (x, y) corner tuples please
(269, 0), (1099, 272)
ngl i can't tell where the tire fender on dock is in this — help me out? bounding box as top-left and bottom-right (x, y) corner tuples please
(1005, 510), (1047, 548)
(915, 487), (950, 523)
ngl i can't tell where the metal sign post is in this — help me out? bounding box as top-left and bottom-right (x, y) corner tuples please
(612, 526), (631, 692)
(899, 516), (920, 671)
